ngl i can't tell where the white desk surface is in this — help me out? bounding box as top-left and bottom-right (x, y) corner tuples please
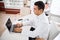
(0, 26), (31, 40)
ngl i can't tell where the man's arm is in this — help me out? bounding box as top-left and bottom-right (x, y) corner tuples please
(22, 23), (49, 40)
(15, 18), (33, 27)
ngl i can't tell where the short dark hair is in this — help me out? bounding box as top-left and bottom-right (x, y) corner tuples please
(34, 1), (45, 10)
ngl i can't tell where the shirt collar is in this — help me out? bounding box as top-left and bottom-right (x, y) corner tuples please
(32, 12), (45, 19)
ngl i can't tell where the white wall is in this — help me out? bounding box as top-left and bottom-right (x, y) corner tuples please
(50, 0), (60, 15)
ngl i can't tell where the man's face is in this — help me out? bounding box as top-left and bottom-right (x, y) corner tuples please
(33, 5), (42, 16)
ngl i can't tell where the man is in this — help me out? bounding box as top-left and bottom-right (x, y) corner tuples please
(16, 1), (49, 40)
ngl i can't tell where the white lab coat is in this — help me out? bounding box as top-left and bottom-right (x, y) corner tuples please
(21, 12), (50, 40)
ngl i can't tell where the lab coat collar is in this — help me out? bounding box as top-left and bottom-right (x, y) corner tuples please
(32, 12), (45, 19)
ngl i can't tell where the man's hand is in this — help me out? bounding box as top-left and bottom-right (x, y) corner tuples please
(35, 38), (44, 40)
(13, 23), (23, 33)
(13, 27), (22, 33)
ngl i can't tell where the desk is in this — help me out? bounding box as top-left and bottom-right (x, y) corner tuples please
(0, 26), (31, 40)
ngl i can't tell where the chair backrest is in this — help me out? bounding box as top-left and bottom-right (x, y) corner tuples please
(48, 21), (60, 40)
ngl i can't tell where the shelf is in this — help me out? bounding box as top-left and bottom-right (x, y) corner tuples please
(5, 8), (20, 14)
